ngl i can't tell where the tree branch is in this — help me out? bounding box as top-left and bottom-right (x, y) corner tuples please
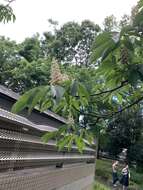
(90, 80), (128, 96)
(111, 96), (143, 116)
(5, 0), (15, 6)
(5, 0), (15, 4)
(72, 105), (103, 118)
(72, 96), (143, 119)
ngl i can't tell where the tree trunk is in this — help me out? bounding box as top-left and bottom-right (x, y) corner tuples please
(94, 136), (99, 179)
(97, 137), (100, 159)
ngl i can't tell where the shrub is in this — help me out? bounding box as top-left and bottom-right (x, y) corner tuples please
(94, 181), (110, 190)
(130, 169), (143, 185)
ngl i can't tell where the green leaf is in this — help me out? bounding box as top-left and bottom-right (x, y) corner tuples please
(12, 86), (49, 114)
(67, 135), (75, 151)
(51, 85), (65, 104)
(53, 100), (65, 113)
(11, 88), (37, 113)
(71, 80), (78, 96)
(78, 83), (89, 99)
(116, 93), (123, 104)
(94, 32), (112, 48)
(85, 131), (94, 144)
(123, 38), (134, 51)
(71, 98), (80, 110)
(128, 68), (140, 86)
(91, 31), (119, 62)
(75, 135), (85, 153)
(0, 5), (16, 23)
(40, 100), (52, 112)
(28, 86), (49, 114)
(42, 131), (58, 143)
(101, 42), (119, 61)
(57, 136), (71, 151)
(91, 41), (111, 62)
(137, 64), (143, 81)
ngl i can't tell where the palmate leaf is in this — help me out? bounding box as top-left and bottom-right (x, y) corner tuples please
(91, 32), (119, 63)
(42, 125), (68, 143)
(42, 124), (92, 153)
(12, 86), (50, 114)
(28, 86), (50, 114)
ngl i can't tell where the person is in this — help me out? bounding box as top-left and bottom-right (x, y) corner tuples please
(112, 161), (119, 187)
(120, 163), (130, 190)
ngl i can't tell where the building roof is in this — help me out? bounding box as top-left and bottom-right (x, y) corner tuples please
(0, 85), (67, 124)
(0, 107), (57, 132)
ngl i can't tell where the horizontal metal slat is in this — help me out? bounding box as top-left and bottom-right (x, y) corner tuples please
(0, 108), (56, 132)
(0, 129), (95, 154)
(0, 159), (94, 171)
(0, 151), (94, 171)
(0, 151), (94, 161)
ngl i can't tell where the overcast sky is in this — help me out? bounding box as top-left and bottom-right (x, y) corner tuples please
(0, 0), (138, 42)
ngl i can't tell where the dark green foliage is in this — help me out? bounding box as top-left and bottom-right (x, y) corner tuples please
(0, 36), (52, 93)
(19, 35), (43, 62)
(128, 140), (143, 172)
(106, 110), (143, 170)
(43, 20), (100, 65)
(0, 1), (15, 23)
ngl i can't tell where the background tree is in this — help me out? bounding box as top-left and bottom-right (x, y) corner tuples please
(128, 138), (143, 172)
(103, 15), (117, 32)
(106, 110), (143, 165)
(0, 36), (52, 93)
(119, 14), (131, 28)
(0, 36), (19, 87)
(19, 34), (43, 62)
(43, 20), (100, 66)
(9, 58), (52, 93)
